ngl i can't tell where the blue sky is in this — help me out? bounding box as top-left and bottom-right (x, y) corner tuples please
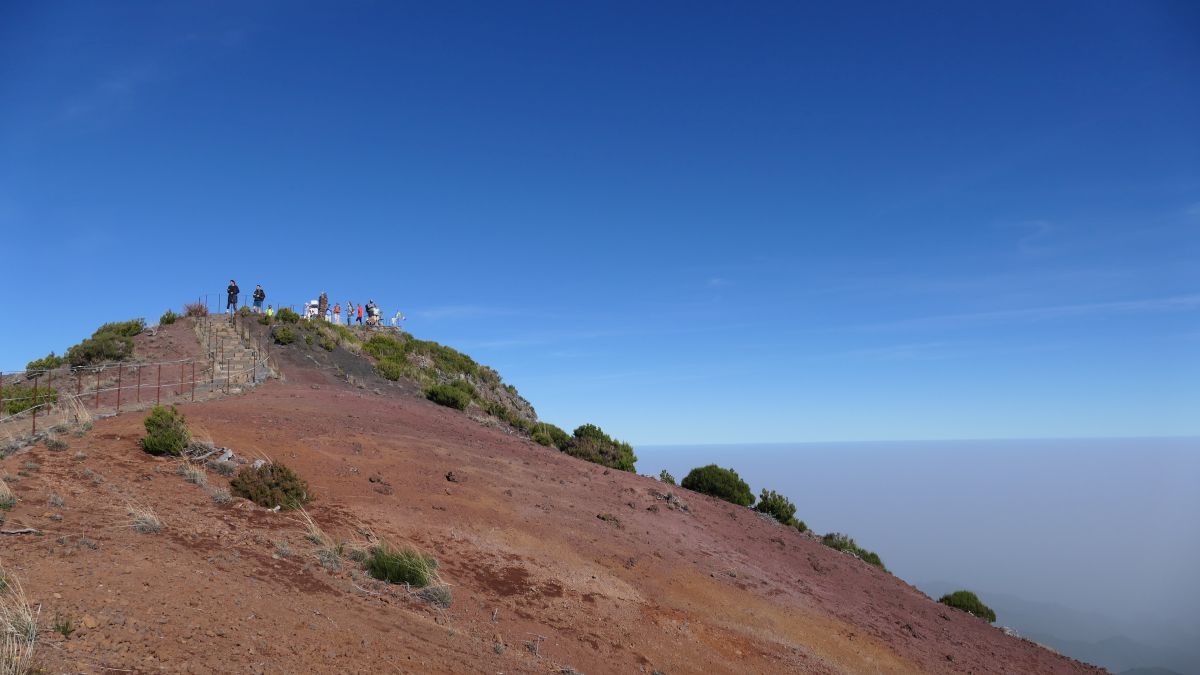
(1, 1), (1197, 443)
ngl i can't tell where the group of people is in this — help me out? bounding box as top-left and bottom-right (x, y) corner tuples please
(226, 280), (269, 314)
(226, 281), (403, 328)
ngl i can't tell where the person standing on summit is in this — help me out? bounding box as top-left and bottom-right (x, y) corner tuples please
(226, 280), (240, 313)
(252, 284), (266, 313)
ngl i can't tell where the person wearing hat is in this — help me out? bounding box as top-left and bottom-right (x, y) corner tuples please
(226, 280), (240, 313)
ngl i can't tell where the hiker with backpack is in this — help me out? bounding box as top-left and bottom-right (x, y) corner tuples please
(226, 280), (240, 313)
(252, 285), (266, 313)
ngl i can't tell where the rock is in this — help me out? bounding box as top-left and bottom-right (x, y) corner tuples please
(82, 614), (99, 629)
(445, 471), (461, 483)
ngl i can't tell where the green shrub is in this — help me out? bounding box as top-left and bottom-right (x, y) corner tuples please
(681, 464), (753, 506)
(257, 315), (273, 326)
(821, 533), (887, 571)
(363, 333), (480, 384)
(273, 326), (296, 345)
(530, 422), (571, 451)
(484, 401), (532, 432)
(938, 590), (996, 623)
(66, 319), (145, 366)
(139, 405), (191, 456)
(238, 306), (252, 317)
(1, 384), (58, 415)
(531, 430), (554, 447)
(425, 383), (471, 410)
(159, 309), (178, 325)
(563, 424), (637, 472)
(754, 489), (802, 528)
(276, 307), (301, 323)
(304, 335), (313, 346)
(25, 352), (66, 372)
(319, 337), (335, 352)
(365, 542), (438, 587)
(659, 470), (676, 486)
(229, 463), (310, 510)
(376, 360), (404, 380)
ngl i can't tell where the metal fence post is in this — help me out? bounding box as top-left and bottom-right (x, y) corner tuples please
(137, 365), (142, 402)
(191, 361), (196, 402)
(31, 375), (38, 435)
(115, 364), (122, 413)
(156, 364), (162, 405)
(95, 369), (100, 409)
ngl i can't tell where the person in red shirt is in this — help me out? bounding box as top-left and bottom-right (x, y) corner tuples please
(357, 304), (363, 325)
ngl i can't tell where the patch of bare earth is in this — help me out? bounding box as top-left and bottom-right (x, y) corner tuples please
(0, 341), (1107, 674)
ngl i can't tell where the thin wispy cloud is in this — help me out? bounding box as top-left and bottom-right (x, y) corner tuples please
(60, 66), (162, 123)
(411, 305), (519, 321)
(707, 277), (731, 288)
(1012, 220), (1057, 257)
(865, 294), (1200, 331)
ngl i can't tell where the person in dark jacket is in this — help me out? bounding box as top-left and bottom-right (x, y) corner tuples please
(252, 285), (266, 313)
(226, 280), (240, 313)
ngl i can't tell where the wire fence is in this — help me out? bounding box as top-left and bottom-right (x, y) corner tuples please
(1, 313), (273, 444)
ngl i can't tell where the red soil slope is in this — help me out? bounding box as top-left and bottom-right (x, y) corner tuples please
(0, 335), (1106, 674)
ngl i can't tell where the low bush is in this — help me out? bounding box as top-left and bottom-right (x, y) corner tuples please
(484, 401), (532, 432)
(365, 543), (438, 587)
(276, 307), (301, 323)
(1, 384), (58, 415)
(754, 489), (806, 529)
(273, 326), (296, 345)
(681, 464), (753, 506)
(531, 430), (554, 447)
(659, 470), (676, 486)
(238, 306), (252, 317)
(319, 337), (335, 352)
(230, 462), (310, 510)
(530, 422), (571, 451)
(257, 314), (273, 325)
(938, 590), (996, 622)
(821, 532), (887, 571)
(563, 424), (637, 472)
(159, 309), (179, 325)
(139, 405), (191, 456)
(425, 383), (471, 410)
(66, 319), (144, 366)
(183, 302), (208, 317)
(363, 333), (481, 385)
(25, 351), (66, 372)
(376, 360), (404, 380)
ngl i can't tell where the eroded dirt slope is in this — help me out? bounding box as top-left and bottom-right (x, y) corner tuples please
(0, 336), (1106, 674)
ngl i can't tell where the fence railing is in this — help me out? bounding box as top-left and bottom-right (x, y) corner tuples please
(1, 313), (272, 441)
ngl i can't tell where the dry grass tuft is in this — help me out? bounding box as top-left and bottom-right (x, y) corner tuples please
(127, 503), (162, 534)
(294, 508), (329, 546)
(0, 480), (14, 511)
(176, 462), (207, 486)
(0, 563), (39, 675)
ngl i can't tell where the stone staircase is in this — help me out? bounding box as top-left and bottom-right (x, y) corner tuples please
(197, 316), (269, 390)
